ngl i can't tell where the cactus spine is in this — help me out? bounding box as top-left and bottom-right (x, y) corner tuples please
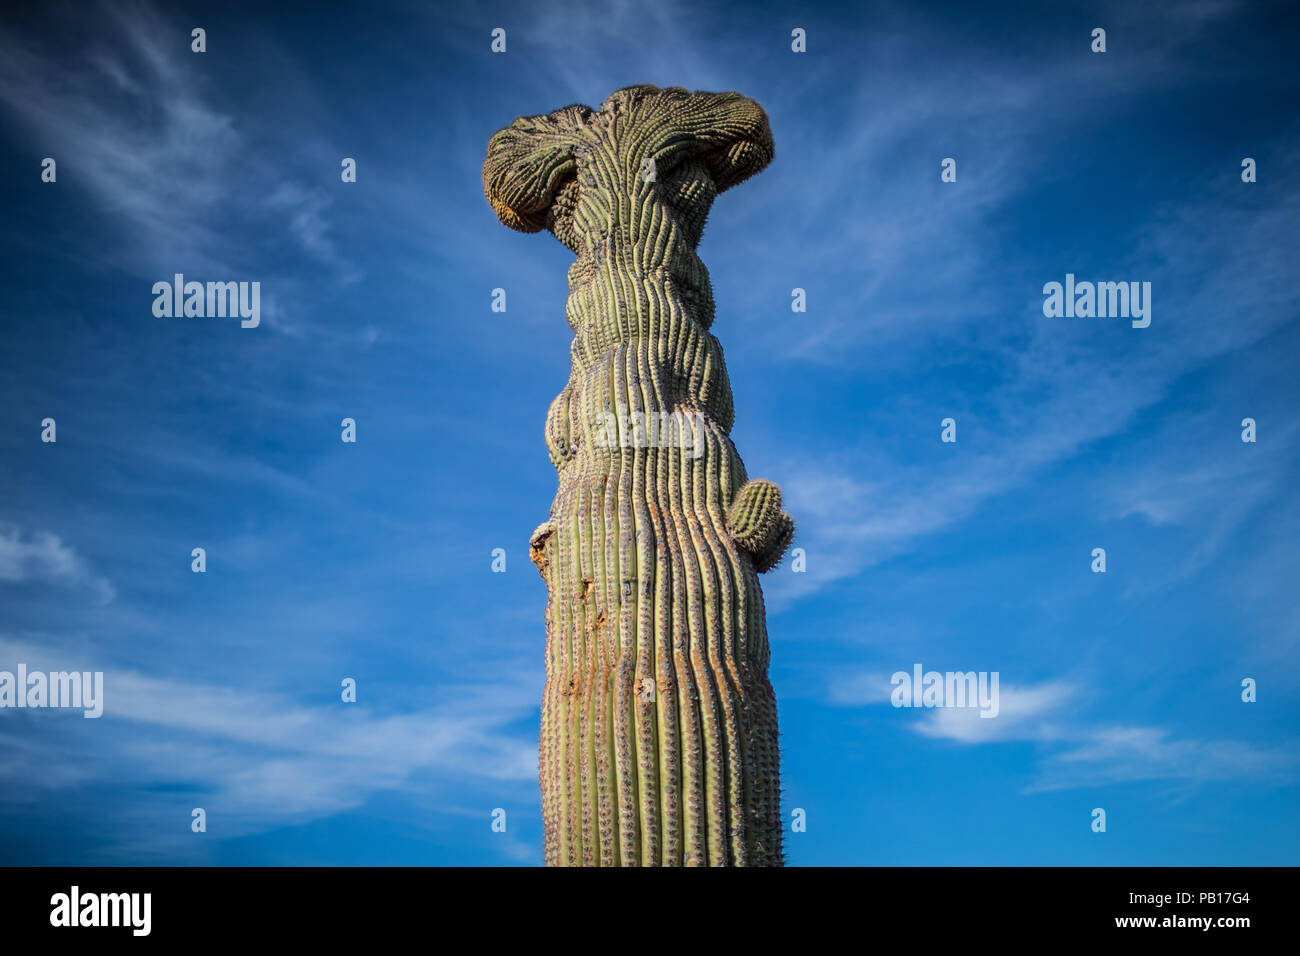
(483, 85), (793, 866)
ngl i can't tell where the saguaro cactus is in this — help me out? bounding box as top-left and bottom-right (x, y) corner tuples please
(483, 84), (793, 866)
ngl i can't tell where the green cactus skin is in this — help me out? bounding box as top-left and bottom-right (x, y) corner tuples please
(484, 85), (794, 866)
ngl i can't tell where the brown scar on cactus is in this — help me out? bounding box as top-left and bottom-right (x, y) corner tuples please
(528, 521), (554, 577)
(484, 84), (790, 867)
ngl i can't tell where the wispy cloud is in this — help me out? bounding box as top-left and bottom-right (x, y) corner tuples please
(1106, 416), (1299, 590)
(763, 166), (1300, 608)
(0, 5), (239, 274)
(1030, 723), (1296, 793)
(835, 673), (1297, 792)
(0, 525), (114, 605)
(912, 681), (1079, 746)
(511, 0), (734, 102)
(0, 3), (358, 304)
(0, 634), (537, 858)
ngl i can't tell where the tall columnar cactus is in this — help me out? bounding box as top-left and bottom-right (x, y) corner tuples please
(483, 84), (793, 866)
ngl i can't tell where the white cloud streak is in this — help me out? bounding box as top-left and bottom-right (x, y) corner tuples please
(0, 634), (539, 859)
(0, 525), (115, 605)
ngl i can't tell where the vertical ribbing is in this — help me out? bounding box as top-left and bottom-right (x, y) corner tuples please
(487, 85), (794, 866)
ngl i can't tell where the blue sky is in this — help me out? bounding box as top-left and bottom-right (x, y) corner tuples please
(1, 0), (1297, 865)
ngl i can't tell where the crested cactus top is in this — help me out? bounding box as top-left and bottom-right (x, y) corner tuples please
(483, 84), (774, 241)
